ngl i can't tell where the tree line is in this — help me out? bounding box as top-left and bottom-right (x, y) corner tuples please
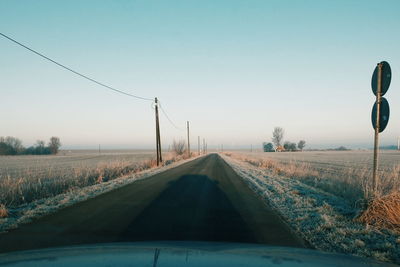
(263, 127), (306, 152)
(0, 136), (61, 155)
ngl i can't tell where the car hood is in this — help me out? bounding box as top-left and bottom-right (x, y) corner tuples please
(0, 241), (393, 267)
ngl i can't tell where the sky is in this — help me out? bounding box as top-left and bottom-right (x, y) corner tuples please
(1, 0), (400, 150)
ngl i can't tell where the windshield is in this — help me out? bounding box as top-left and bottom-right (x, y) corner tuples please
(0, 1), (399, 266)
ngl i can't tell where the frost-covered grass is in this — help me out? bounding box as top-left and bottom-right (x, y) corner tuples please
(0, 154), (201, 233)
(221, 153), (400, 264)
(0, 152), (188, 207)
(0, 149), (156, 179)
(225, 152), (400, 203)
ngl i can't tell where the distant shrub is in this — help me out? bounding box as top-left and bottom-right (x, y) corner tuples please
(263, 142), (274, 152)
(283, 141), (297, 151)
(172, 139), (186, 155)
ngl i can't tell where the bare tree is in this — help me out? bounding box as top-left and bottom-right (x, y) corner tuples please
(5, 136), (23, 154)
(0, 136), (23, 155)
(172, 139), (186, 155)
(36, 140), (45, 148)
(298, 140), (306, 151)
(48, 137), (61, 154)
(272, 127), (284, 147)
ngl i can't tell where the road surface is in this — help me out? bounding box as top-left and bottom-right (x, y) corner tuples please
(0, 154), (306, 252)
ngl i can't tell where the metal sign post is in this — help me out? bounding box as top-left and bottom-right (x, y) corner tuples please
(370, 61), (391, 196)
(372, 63), (382, 195)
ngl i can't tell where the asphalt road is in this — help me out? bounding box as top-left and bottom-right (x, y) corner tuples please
(0, 154), (306, 252)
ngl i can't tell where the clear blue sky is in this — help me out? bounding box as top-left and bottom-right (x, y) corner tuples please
(1, 0), (400, 149)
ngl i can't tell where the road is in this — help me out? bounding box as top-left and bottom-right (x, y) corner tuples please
(0, 154), (306, 252)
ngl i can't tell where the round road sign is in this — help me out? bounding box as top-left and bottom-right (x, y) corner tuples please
(371, 97), (390, 133)
(371, 61), (391, 96)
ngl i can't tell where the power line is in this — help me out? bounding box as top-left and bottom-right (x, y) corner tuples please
(0, 32), (185, 130)
(158, 101), (183, 131)
(0, 32), (153, 101)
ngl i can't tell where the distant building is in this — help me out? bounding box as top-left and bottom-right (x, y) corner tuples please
(275, 145), (285, 152)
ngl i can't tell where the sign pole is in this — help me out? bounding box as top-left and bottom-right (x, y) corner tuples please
(372, 63), (383, 196)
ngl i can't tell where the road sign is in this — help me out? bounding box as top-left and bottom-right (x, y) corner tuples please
(371, 61), (392, 196)
(371, 61), (391, 96)
(371, 97), (390, 133)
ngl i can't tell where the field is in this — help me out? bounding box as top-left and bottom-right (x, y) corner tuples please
(0, 149), (158, 179)
(236, 150), (400, 172)
(221, 153), (400, 263)
(225, 150), (400, 203)
(0, 149), (180, 207)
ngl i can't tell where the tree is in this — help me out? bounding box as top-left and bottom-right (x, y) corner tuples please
(284, 141), (297, 151)
(272, 127), (284, 147)
(48, 136), (61, 154)
(0, 136), (23, 155)
(263, 142), (274, 152)
(297, 140), (306, 151)
(172, 139), (186, 155)
(35, 140), (46, 155)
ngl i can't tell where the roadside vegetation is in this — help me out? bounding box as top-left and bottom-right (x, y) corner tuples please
(0, 149), (195, 218)
(222, 152), (400, 263)
(224, 152), (400, 205)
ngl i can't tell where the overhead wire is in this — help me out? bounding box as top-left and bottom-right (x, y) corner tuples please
(0, 32), (153, 101)
(0, 32), (186, 130)
(158, 101), (184, 131)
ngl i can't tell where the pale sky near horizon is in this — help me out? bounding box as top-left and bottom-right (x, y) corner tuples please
(1, 0), (400, 150)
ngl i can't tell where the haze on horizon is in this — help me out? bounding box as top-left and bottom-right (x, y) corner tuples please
(1, 0), (400, 150)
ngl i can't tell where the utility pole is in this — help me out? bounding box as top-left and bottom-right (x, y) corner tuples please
(155, 97), (162, 166)
(398, 137), (400, 150)
(187, 121), (190, 157)
(98, 144), (101, 155)
(198, 136), (200, 155)
(203, 138), (206, 155)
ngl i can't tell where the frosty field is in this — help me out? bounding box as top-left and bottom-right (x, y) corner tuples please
(0, 149), (184, 208)
(0, 149), (157, 179)
(235, 150), (400, 173)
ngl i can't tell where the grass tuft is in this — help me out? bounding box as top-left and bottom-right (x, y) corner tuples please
(0, 204), (8, 218)
(357, 192), (400, 233)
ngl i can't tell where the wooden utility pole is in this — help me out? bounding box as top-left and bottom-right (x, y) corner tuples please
(198, 136), (200, 155)
(203, 138), (206, 155)
(155, 97), (162, 166)
(187, 121), (190, 157)
(372, 63), (382, 195)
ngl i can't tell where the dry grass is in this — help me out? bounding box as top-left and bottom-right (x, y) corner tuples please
(224, 152), (400, 205)
(0, 154), (185, 208)
(0, 204), (7, 218)
(358, 192), (400, 233)
(225, 152), (400, 234)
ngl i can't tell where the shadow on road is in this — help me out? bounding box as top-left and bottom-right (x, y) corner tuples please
(119, 174), (257, 243)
